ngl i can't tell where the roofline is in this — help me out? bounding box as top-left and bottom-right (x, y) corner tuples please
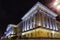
(6, 24), (17, 31)
(21, 1), (58, 20)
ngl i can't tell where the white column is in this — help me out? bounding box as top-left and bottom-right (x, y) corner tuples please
(22, 22), (24, 32)
(25, 21), (27, 31)
(52, 19), (56, 31)
(55, 21), (58, 31)
(49, 18), (52, 29)
(42, 15), (45, 27)
(30, 17), (33, 29)
(46, 16), (49, 28)
(27, 20), (29, 30)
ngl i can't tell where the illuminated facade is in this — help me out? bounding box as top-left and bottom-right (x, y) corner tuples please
(21, 2), (60, 38)
(4, 24), (17, 38)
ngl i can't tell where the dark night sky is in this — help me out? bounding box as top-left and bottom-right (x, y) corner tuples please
(0, 0), (38, 37)
(0, 0), (59, 37)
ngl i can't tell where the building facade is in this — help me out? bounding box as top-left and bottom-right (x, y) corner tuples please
(21, 2), (60, 38)
(4, 24), (17, 38)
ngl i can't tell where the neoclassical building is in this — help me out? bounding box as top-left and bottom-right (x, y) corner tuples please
(4, 24), (18, 38)
(21, 2), (60, 38)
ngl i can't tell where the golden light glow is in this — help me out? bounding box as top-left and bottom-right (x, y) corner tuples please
(22, 28), (60, 38)
(52, 31), (55, 34)
(22, 28), (52, 35)
(56, 5), (60, 9)
(53, 1), (58, 6)
(53, 0), (60, 10)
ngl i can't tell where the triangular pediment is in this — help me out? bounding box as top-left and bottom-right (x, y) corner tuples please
(22, 1), (58, 20)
